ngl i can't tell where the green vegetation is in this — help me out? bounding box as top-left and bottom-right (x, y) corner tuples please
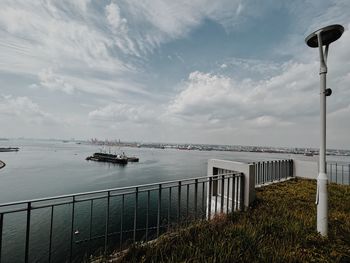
(119, 179), (350, 262)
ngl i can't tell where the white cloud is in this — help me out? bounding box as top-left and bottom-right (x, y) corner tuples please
(122, 0), (243, 52)
(167, 57), (342, 128)
(0, 95), (57, 125)
(0, 1), (350, 147)
(38, 68), (75, 94)
(88, 103), (156, 124)
(0, 1), (132, 82)
(105, 2), (128, 33)
(236, 3), (244, 16)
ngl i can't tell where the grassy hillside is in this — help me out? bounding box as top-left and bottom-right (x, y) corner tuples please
(119, 178), (350, 262)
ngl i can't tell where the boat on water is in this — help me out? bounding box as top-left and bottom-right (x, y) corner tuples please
(303, 149), (314, 157)
(127, 156), (139, 162)
(0, 147), (19, 152)
(86, 152), (128, 165)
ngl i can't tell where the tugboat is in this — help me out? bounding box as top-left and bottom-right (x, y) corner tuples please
(127, 156), (139, 162)
(303, 149), (314, 157)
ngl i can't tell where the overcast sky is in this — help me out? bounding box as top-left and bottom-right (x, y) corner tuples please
(0, 0), (350, 149)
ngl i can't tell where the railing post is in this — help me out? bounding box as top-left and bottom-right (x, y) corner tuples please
(239, 174), (244, 211)
(213, 168), (219, 216)
(208, 177), (212, 220)
(0, 213), (3, 263)
(178, 181), (181, 224)
(69, 197), (75, 263)
(336, 163), (338, 183)
(262, 162), (265, 184)
(214, 178), (218, 214)
(88, 200), (93, 255)
(157, 184), (162, 237)
(48, 206), (54, 263)
(120, 195), (124, 249)
(220, 175), (225, 213)
(194, 179), (198, 219)
(285, 160), (288, 179)
(25, 202), (31, 263)
(186, 184), (190, 220)
(201, 182), (205, 219)
(230, 175), (235, 211)
(145, 191), (149, 242)
(133, 188), (138, 243)
(226, 177), (230, 214)
(168, 187), (172, 229)
(105, 191), (110, 256)
(279, 160), (282, 180)
(330, 163), (333, 181)
(235, 177), (241, 210)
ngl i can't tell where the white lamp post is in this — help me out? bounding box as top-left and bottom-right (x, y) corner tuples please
(305, 24), (344, 236)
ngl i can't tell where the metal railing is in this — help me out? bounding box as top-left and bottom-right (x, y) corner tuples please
(254, 159), (294, 186)
(0, 173), (243, 263)
(327, 162), (350, 185)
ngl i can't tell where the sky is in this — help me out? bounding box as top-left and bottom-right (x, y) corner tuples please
(0, 0), (350, 149)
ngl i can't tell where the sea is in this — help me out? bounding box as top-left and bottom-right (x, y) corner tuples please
(0, 139), (349, 262)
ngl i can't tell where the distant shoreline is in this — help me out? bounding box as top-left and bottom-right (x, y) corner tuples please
(0, 160), (5, 169)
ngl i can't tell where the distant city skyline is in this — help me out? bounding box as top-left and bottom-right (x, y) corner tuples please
(1, 1), (350, 149)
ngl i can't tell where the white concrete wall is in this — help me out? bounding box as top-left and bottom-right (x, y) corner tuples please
(293, 159), (318, 180)
(207, 159), (255, 215)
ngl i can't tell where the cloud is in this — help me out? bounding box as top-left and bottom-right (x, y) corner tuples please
(1, 1), (350, 147)
(88, 103), (156, 124)
(0, 1), (134, 89)
(121, 0), (244, 52)
(105, 2), (128, 33)
(38, 68), (75, 94)
(0, 95), (58, 125)
(168, 22), (350, 131)
(167, 56), (344, 129)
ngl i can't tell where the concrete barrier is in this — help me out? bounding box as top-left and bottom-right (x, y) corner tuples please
(207, 159), (255, 210)
(293, 159), (318, 180)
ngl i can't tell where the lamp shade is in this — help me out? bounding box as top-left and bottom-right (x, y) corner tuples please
(305, 24), (344, 48)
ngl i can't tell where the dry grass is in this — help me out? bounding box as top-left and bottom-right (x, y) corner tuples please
(120, 178), (350, 263)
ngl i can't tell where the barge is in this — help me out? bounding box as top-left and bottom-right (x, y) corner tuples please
(0, 147), (19, 152)
(86, 152), (128, 165)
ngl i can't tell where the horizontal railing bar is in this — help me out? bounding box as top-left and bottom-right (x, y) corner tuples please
(0, 175), (239, 213)
(0, 173), (241, 208)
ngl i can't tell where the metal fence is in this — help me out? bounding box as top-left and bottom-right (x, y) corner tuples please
(0, 172), (243, 263)
(327, 162), (350, 185)
(254, 159), (294, 186)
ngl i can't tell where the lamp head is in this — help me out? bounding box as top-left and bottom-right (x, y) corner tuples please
(305, 24), (344, 48)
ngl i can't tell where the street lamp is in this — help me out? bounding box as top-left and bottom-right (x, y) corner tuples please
(305, 24), (344, 236)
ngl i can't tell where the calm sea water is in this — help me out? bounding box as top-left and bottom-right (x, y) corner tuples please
(0, 138), (335, 203)
(0, 139), (349, 262)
